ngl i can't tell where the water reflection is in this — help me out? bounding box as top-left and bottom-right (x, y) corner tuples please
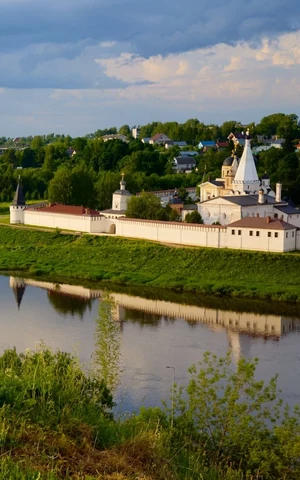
(4, 275), (300, 411)
(8, 276), (300, 342)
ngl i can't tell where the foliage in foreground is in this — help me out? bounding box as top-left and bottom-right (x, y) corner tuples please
(0, 346), (299, 478)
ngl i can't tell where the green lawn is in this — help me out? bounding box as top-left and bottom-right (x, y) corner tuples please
(0, 225), (300, 302)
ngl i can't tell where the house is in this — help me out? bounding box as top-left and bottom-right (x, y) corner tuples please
(131, 126), (140, 139)
(226, 217), (297, 252)
(136, 187), (197, 205)
(198, 140), (216, 151)
(102, 134), (128, 143)
(169, 190), (184, 213)
(66, 147), (77, 157)
(149, 133), (171, 145)
(164, 140), (187, 149)
(141, 137), (151, 144)
(295, 143), (300, 152)
(216, 141), (229, 150)
(173, 156), (196, 173)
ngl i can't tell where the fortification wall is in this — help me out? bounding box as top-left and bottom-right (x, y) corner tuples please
(116, 218), (227, 248)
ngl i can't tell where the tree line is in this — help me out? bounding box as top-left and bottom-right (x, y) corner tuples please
(0, 112), (299, 206)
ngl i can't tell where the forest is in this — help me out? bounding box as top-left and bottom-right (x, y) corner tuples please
(0, 112), (299, 208)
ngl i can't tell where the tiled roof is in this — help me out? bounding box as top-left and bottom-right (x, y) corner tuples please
(228, 217), (296, 230)
(37, 204), (100, 216)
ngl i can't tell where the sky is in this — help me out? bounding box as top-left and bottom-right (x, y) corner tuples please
(0, 0), (299, 137)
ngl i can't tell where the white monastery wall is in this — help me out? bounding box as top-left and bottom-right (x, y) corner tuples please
(24, 210), (112, 233)
(226, 226), (288, 252)
(110, 292), (297, 336)
(116, 218), (227, 248)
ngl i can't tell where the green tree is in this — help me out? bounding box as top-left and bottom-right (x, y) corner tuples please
(126, 192), (169, 220)
(185, 210), (203, 224)
(119, 124), (131, 137)
(173, 352), (300, 478)
(48, 167), (73, 204)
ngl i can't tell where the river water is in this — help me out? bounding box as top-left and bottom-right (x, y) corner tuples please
(2, 275), (300, 412)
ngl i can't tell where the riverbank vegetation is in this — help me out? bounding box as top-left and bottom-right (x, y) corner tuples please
(1, 225), (300, 302)
(0, 345), (299, 479)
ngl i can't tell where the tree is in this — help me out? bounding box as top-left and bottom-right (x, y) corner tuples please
(48, 167), (73, 204)
(185, 210), (203, 224)
(126, 192), (169, 220)
(119, 125), (131, 137)
(173, 351), (300, 479)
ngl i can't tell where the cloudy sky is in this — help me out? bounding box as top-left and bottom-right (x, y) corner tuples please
(0, 0), (299, 136)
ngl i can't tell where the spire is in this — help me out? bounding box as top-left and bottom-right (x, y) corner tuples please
(12, 178), (26, 206)
(10, 277), (26, 310)
(232, 138), (260, 194)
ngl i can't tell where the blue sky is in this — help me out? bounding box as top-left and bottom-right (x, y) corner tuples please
(0, 0), (299, 136)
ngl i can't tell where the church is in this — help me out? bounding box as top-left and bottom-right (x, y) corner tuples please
(197, 134), (300, 228)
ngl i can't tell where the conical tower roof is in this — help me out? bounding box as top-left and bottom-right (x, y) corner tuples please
(12, 181), (26, 206)
(232, 138), (260, 193)
(12, 284), (26, 310)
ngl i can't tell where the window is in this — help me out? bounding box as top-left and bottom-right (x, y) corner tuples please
(274, 213), (278, 218)
(286, 232), (288, 238)
(268, 232), (271, 237)
(256, 231), (260, 237)
(249, 231), (253, 236)
(292, 231), (295, 237)
(275, 232), (278, 238)
(231, 229), (235, 235)
(238, 230), (241, 235)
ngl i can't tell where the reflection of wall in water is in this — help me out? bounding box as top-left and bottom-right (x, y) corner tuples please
(110, 292), (300, 337)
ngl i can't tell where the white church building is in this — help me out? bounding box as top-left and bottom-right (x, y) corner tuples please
(9, 140), (300, 253)
(197, 135), (300, 229)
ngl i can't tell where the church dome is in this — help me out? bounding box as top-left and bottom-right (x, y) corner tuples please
(223, 156), (237, 166)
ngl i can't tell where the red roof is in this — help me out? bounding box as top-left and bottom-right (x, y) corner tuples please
(151, 133), (167, 141)
(216, 141), (229, 147)
(36, 204), (100, 216)
(228, 217), (296, 230)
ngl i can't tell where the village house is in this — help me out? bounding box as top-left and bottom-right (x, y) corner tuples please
(173, 156), (196, 173)
(198, 140), (216, 151)
(149, 133), (171, 145)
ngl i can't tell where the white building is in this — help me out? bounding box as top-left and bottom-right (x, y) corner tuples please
(101, 174), (132, 220)
(131, 126), (140, 139)
(197, 134), (300, 227)
(173, 156), (196, 173)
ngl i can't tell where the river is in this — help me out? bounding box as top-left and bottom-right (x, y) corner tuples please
(2, 274), (300, 412)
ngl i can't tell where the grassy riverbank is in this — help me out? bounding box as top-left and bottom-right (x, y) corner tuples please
(1, 225), (300, 302)
(0, 345), (299, 479)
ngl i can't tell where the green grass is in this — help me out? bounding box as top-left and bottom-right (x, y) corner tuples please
(1, 225), (300, 302)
